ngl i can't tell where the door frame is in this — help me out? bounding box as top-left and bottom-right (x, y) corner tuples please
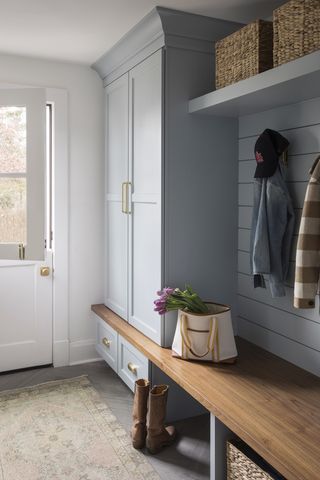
(0, 84), (69, 367)
(47, 88), (69, 367)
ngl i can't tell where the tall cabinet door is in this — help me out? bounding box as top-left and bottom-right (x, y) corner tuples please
(128, 50), (163, 344)
(105, 73), (129, 320)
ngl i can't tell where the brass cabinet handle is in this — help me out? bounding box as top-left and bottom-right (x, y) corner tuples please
(126, 182), (132, 214)
(102, 337), (111, 348)
(127, 362), (138, 375)
(122, 182), (127, 213)
(121, 182), (132, 214)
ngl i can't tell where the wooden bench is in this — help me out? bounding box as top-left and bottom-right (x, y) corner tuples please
(92, 304), (320, 480)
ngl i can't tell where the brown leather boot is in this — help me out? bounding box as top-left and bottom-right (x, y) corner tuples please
(131, 379), (150, 449)
(146, 384), (176, 454)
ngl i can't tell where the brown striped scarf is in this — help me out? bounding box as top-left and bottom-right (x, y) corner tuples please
(294, 155), (320, 308)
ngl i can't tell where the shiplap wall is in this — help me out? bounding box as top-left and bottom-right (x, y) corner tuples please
(238, 96), (320, 377)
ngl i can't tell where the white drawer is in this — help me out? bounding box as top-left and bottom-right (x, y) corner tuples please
(95, 315), (118, 373)
(118, 335), (149, 392)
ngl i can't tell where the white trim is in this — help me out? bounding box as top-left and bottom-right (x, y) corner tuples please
(53, 340), (69, 367)
(46, 88), (69, 367)
(69, 339), (101, 365)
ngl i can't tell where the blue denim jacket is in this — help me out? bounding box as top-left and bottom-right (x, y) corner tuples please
(250, 163), (295, 297)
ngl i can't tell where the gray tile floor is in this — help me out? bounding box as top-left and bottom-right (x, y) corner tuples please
(0, 361), (210, 480)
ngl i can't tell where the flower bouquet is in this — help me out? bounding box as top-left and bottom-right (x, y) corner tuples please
(154, 285), (209, 315)
(154, 285), (237, 364)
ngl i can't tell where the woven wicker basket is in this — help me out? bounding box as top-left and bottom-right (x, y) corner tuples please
(227, 440), (285, 480)
(215, 20), (273, 89)
(274, 0), (320, 66)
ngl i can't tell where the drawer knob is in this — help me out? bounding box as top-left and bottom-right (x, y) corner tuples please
(102, 337), (111, 348)
(128, 362), (138, 375)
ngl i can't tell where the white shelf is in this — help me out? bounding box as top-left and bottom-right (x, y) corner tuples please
(189, 50), (320, 117)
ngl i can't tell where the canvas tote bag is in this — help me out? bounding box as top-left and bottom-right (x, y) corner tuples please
(172, 302), (237, 362)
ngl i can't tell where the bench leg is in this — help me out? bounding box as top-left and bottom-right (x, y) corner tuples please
(210, 414), (233, 480)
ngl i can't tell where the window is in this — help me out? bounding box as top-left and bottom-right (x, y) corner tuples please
(0, 89), (46, 260)
(0, 106), (27, 244)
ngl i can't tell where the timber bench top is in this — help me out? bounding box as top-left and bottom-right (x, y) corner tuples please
(92, 304), (320, 480)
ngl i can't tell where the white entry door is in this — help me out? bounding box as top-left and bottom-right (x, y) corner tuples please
(0, 253), (53, 371)
(0, 88), (52, 372)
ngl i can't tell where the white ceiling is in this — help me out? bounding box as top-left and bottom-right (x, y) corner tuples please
(0, 0), (284, 65)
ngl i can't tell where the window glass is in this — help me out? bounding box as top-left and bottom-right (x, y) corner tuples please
(0, 106), (27, 245)
(0, 106), (26, 174)
(0, 178), (26, 243)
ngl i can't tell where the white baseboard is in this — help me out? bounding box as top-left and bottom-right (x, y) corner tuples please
(53, 339), (69, 367)
(69, 339), (101, 365)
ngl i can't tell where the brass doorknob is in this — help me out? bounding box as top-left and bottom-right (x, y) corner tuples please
(40, 266), (50, 277)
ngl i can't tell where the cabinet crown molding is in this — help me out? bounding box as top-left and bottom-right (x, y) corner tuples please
(92, 6), (241, 84)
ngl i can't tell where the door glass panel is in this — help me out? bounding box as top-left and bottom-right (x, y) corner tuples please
(0, 89), (45, 260)
(0, 106), (26, 174)
(0, 177), (26, 243)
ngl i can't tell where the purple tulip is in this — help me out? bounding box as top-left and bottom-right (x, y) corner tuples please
(154, 300), (165, 310)
(153, 285), (209, 315)
(153, 287), (176, 314)
(163, 287), (175, 296)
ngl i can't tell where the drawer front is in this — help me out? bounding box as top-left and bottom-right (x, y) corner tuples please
(95, 315), (118, 372)
(118, 335), (149, 392)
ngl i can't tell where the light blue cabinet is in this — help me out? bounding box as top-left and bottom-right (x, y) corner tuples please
(95, 7), (241, 349)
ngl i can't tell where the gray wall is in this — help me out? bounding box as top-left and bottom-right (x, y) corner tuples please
(237, 96), (320, 377)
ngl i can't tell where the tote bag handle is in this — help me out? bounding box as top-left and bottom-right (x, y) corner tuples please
(180, 314), (219, 360)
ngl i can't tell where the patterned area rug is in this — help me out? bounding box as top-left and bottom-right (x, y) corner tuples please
(0, 376), (160, 480)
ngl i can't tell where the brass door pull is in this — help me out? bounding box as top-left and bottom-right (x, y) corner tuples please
(40, 266), (50, 276)
(127, 362), (138, 375)
(102, 337), (111, 348)
(18, 244), (25, 260)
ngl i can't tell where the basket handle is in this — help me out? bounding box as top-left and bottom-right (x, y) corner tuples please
(180, 314), (218, 359)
